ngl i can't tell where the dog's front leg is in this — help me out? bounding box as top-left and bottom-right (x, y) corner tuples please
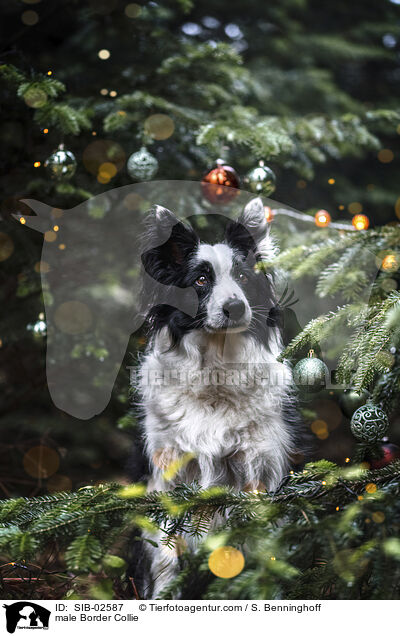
(144, 532), (181, 599)
(152, 446), (181, 471)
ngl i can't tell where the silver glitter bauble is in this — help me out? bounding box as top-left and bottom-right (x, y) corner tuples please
(350, 403), (389, 442)
(293, 350), (328, 392)
(44, 146), (77, 180)
(127, 147), (158, 181)
(244, 160), (276, 196)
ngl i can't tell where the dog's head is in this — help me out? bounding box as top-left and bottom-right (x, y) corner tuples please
(141, 198), (278, 343)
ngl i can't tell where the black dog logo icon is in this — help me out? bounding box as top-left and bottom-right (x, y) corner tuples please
(3, 602), (50, 633)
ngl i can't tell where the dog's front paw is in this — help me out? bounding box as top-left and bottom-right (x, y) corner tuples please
(152, 447), (180, 470)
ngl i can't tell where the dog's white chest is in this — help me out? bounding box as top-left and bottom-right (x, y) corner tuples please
(138, 329), (292, 461)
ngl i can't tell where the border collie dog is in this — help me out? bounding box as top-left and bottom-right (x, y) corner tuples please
(134, 197), (302, 597)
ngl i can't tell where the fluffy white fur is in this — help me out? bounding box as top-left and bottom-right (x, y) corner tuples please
(139, 327), (294, 491)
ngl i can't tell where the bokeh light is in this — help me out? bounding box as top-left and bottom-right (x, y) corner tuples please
(98, 162), (117, 180)
(97, 173), (110, 184)
(0, 233), (14, 262)
(34, 261), (50, 273)
(23, 86), (47, 108)
(47, 474), (73, 492)
(21, 10), (39, 25)
(98, 49), (110, 60)
(54, 300), (93, 335)
(313, 399), (342, 432)
(208, 546), (245, 578)
(352, 214), (369, 230)
(311, 419), (329, 440)
(315, 210), (331, 227)
(123, 192), (144, 210)
(377, 148), (394, 163)
(144, 114), (175, 140)
(23, 446), (60, 479)
(44, 230), (57, 243)
(125, 3), (141, 18)
(381, 253), (399, 272)
(348, 201), (363, 215)
(83, 139), (126, 177)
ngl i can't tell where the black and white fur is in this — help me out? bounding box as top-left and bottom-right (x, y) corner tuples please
(133, 198), (303, 597)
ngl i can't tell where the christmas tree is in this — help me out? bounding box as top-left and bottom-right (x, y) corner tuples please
(0, 0), (399, 600)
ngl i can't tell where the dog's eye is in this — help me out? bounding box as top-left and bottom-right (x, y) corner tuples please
(195, 275), (208, 287)
(238, 272), (248, 284)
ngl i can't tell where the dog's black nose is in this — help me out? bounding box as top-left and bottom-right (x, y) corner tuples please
(222, 298), (246, 321)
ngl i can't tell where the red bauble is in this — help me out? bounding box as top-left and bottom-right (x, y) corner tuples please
(369, 443), (400, 469)
(201, 159), (240, 204)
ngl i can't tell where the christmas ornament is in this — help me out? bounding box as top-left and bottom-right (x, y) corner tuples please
(381, 253), (398, 272)
(339, 389), (370, 418)
(127, 147), (158, 181)
(293, 349), (329, 392)
(352, 214), (369, 230)
(369, 443), (400, 469)
(44, 145), (77, 180)
(201, 159), (240, 204)
(315, 210), (331, 227)
(244, 160), (276, 197)
(350, 403), (389, 442)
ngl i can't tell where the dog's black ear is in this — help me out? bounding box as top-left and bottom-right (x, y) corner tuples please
(141, 205), (199, 276)
(226, 198), (274, 260)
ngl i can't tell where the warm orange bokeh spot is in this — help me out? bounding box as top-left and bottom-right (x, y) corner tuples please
(23, 446), (60, 479)
(47, 474), (73, 492)
(352, 214), (369, 230)
(381, 253), (398, 272)
(315, 210), (331, 227)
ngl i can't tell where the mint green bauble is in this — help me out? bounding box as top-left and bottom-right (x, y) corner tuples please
(293, 350), (328, 392)
(350, 403), (389, 443)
